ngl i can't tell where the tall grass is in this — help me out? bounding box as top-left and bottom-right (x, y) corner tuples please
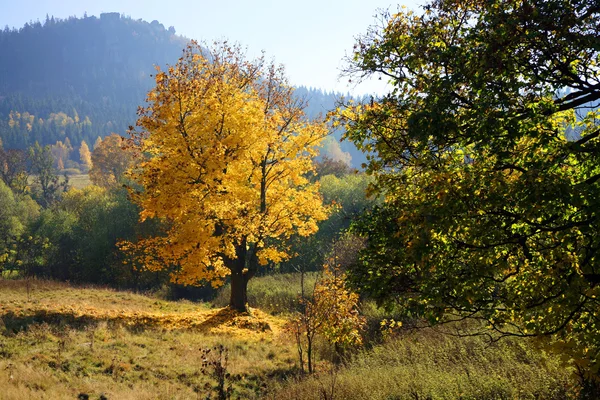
(269, 326), (571, 399)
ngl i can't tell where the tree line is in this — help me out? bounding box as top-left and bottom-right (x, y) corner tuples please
(0, 132), (375, 296)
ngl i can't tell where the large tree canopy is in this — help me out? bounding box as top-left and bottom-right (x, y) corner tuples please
(127, 42), (329, 311)
(337, 0), (600, 379)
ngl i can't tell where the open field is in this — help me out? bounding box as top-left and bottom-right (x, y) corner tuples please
(27, 173), (91, 191)
(64, 174), (92, 190)
(0, 280), (294, 399)
(0, 278), (573, 399)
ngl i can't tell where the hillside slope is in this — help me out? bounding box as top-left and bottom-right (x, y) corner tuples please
(0, 14), (362, 167)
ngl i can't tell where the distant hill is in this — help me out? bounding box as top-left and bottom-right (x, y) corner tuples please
(0, 13), (363, 169)
(0, 14), (187, 150)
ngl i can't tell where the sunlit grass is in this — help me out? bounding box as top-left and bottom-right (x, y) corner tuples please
(0, 279), (286, 336)
(0, 279), (296, 399)
(27, 173), (91, 191)
(0, 322), (296, 399)
(268, 326), (572, 400)
(0, 278), (573, 399)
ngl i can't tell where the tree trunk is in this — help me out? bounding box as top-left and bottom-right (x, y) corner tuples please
(229, 270), (248, 312)
(228, 242), (249, 312)
(307, 333), (313, 374)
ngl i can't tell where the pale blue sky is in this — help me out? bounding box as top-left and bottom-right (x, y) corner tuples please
(0, 0), (422, 94)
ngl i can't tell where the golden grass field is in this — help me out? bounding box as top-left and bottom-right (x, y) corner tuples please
(0, 280), (284, 336)
(0, 279), (296, 399)
(0, 278), (573, 399)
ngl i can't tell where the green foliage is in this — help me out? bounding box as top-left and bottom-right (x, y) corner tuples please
(337, 0), (600, 385)
(28, 142), (68, 207)
(280, 172), (377, 272)
(19, 186), (162, 287)
(0, 180), (39, 272)
(0, 146), (28, 193)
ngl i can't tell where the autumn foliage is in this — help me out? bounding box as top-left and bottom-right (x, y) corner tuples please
(89, 134), (133, 188)
(78, 140), (92, 172)
(125, 42), (329, 311)
(287, 265), (365, 373)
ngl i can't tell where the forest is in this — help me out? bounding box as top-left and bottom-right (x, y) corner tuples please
(0, 0), (599, 398)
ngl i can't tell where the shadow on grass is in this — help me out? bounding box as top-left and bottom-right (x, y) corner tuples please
(191, 307), (272, 333)
(0, 307), (272, 335)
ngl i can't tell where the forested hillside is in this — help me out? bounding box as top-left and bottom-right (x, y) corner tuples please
(0, 14), (185, 149)
(0, 13), (360, 168)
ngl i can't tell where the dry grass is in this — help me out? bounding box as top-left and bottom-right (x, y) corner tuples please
(0, 279), (296, 399)
(0, 326), (296, 399)
(64, 173), (91, 189)
(268, 325), (572, 400)
(28, 173), (91, 191)
(0, 278), (574, 399)
(0, 279), (286, 336)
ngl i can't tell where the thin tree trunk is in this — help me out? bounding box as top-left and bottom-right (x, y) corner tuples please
(307, 333), (313, 374)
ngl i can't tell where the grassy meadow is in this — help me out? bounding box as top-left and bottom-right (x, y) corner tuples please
(65, 174), (92, 190)
(28, 173), (92, 191)
(0, 276), (574, 399)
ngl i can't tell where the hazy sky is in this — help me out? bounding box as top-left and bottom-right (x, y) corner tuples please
(0, 0), (422, 95)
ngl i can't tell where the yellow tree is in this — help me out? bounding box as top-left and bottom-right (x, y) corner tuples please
(93, 136), (102, 150)
(128, 42), (329, 311)
(89, 134), (133, 188)
(79, 140), (92, 172)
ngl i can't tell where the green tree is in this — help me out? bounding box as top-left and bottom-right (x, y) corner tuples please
(281, 172), (377, 272)
(0, 147), (28, 194)
(0, 180), (39, 274)
(58, 186), (141, 284)
(23, 185), (154, 285)
(337, 0), (600, 386)
(29, 142), (68, 207)
(25, 207), (78, 279)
